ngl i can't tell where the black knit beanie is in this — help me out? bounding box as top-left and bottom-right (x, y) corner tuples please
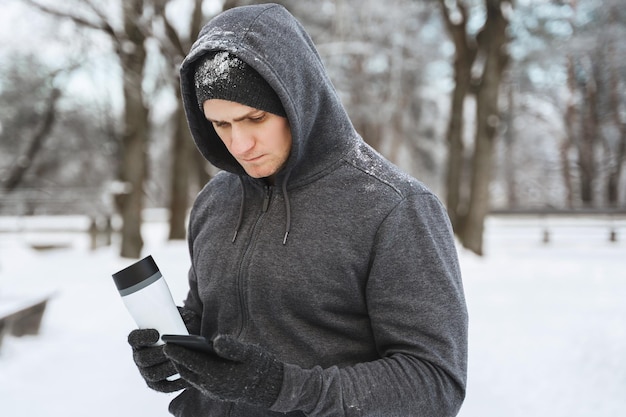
(194, 51), (286, 118)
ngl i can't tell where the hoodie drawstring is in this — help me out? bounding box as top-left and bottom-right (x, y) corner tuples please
(281, 171), (292, 245)
(231, 173), (292, 245)
(232, 176), (246, 243)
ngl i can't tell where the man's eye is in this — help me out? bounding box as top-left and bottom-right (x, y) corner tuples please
(250, 114), (266, 122)
(213, 121), (228, 128)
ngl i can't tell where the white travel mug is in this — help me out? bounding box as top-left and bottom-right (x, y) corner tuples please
(112, 255), (188, 381)
(112, 255), (189, 338)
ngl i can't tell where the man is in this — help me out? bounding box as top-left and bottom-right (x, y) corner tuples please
(129, 4), (468, 416)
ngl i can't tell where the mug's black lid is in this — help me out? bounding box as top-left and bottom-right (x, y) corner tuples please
(112, 255), (160, 291)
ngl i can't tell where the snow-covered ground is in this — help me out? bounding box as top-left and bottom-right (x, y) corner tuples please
(0, 215), (624, 416)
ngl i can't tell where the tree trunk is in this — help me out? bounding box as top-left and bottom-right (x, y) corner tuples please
(562, 57), (577, 208)
(117, 0), (148, 259)
(165, 0), (204, 240)
(438, 0), (476, 233)
(168, 92), (193, 240)
(578, 63), (598, 206)
(444, 70), (470, 232)
(606, 43), (626, 206)
(460, 0), (510, 256)
(2, 88), (61, 192)
(503, 81), (517, 208)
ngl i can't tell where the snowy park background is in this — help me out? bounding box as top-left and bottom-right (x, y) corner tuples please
(1, 0), (625, 414)
(0, 214), (624, 417)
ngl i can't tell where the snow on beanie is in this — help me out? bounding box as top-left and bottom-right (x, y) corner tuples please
(194, 51), (286, 118)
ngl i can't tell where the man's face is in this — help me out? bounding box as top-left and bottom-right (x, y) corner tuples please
(203, 99), (292, 183)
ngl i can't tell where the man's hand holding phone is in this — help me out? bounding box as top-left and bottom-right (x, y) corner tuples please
(162, 334), (285, 407)
(161, 334), (215, 355)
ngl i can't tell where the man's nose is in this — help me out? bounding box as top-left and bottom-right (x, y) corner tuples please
(229, 125), (254, 156)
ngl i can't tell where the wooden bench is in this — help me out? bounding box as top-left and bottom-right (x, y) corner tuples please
(0, 295), (51, 351)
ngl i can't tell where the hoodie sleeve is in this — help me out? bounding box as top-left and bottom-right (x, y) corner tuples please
(271, 192), (468, 416)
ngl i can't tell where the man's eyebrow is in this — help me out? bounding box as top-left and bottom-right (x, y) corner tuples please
(207, 109), (263, 123)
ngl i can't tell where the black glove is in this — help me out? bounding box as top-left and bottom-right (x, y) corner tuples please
(128, 328), (188, 393)
(127, 305), (202, 393)
(164, 335), (284, 408)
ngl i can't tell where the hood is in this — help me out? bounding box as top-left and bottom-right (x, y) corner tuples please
(180, 3), (359, 186)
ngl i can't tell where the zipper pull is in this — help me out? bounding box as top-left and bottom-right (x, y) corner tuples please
(262, 186), (273, 212)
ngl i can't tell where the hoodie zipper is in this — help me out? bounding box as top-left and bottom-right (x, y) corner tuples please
(262, 185), (272, 212)
(236, 185), (273, 339)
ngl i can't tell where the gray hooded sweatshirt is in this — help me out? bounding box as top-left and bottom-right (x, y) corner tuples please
(175, 4), (467, 416)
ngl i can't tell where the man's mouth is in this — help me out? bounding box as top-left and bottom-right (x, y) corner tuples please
(241, 155), (264, 163)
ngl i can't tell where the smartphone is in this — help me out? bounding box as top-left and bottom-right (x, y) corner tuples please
(161, 334), (215, 355)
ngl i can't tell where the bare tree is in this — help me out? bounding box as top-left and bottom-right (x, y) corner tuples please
(463, 0), (511, 254)
(607, 44), (626, 205)
(115, 0), (149, 258)
(438, 0), (477, 232)
(560, 0), (626, 208)
(2, 85), (61, 193)
(562, 57), (578, 207)
(23, 0), (158, 258)
(440, 0), (512, 255)
(596, 3), (626, 206)
(0, 45), (121, 216)
(151, 0), (207, 240)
